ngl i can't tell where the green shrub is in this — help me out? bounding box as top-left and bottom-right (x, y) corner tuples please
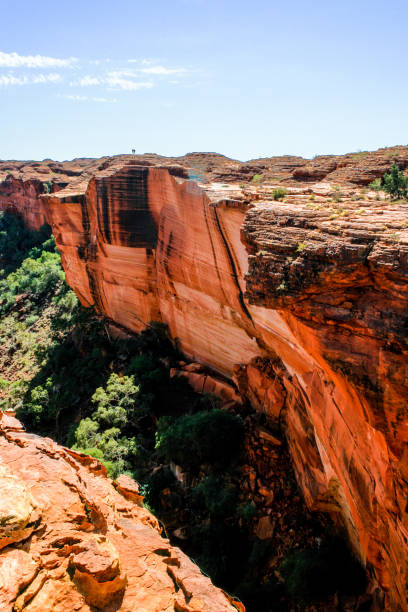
(0, 212), (52, 276)
(50, 288), (79, 332)
(189, 523), (248, 588)
(72, 418), (138, 478)
(135, 322), (178, 360)
(236, 501), (256, 521)
(91, 373), (140, 428)
(252, 174), (263, 184)
(369, 177), (382, 191)
(155, 409), (244, 470)
(272, 188), (288, 200)
(382, 163), (408, 200)
(143, 468), (179, 514)
(0, 250), (64, 315)
(18, 377), (60, 426)
(192, 475), (238, 518)
(280, 536), (366, 605)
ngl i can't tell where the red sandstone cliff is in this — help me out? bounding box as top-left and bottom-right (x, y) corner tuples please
(0, 411), (239, 611)
(2, 147), (408, 609)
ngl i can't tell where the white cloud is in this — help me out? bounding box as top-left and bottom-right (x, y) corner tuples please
(32, 73), (61, 84)
(105, 75), (153, 90)
(0, 73), (62, 87)
(126, 61), (188, 75)
(63, 94), (118, 103)
(0, 75), (27, 86)
(93, 97), (118, 103)
(65, 94), (88, 101)
(128, 58), (156, 65)
(140, 65), (187, 75)
(72, 75), (102, 86)
(71, 72), (153, 91)
(0, 51), (76, 68)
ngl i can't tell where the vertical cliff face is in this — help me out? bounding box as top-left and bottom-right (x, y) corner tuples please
(44, 164), (263, 374)
(241, 202), (408, 608)
(35, 158), (408, 610)
(0, 176), (48, 230)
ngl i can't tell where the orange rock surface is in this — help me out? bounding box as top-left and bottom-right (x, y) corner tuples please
(3, 147), (408, 609)
(0, 411), (239, 611)
(0, 176), (48, 231)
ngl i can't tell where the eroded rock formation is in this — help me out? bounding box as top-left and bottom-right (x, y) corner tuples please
(2, 147), (408, 609)
(0, 411), (240, 611)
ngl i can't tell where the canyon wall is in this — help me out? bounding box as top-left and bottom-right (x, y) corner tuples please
(41, 161), (408, 610)
(2, 149), (408, 609)
(0, 176), (48, 231)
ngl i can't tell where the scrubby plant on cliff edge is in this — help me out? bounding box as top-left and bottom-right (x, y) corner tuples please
(272, 187), (288, 200)
(382, 163), (408, 200)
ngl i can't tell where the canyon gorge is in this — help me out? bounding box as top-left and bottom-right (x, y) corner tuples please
(1, 147), (408, 610)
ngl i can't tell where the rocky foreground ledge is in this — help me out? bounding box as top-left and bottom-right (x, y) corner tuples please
(0, 412), (240, 612)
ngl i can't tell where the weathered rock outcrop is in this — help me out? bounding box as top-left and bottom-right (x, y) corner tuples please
(0, 411), (239, 611)
(0, 176), (48, 231)
(3, 147), (408, 609)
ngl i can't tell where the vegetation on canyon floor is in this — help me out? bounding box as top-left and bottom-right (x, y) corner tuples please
(0, 211), (367, 611)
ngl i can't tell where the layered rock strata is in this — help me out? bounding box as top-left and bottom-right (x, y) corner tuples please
(0, 176), (48, 231)
(0, 411), (239, 611)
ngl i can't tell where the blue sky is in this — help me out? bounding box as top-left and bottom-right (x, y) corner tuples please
(1, 0), (407, 161)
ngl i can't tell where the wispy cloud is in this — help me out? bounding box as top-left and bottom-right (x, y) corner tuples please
(63, 94), (118, 103)
(0, 73), (62, 87)
(140, 65), (187, 75)
(0, 51), (198, 96)
(0, 51), (76, 68)
(71, 73), (153, 91)
(127, 60), (189, 76)
(64, 94), (88, 101)
(93, 96), (118, 102)
(31, 73), (61, 84)
(106, 75), (153, 90)
(73, 76), (102, 86)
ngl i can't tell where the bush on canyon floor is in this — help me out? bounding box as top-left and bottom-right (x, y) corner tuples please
(155, 409), (244, 471)
(91, 373), (141, 428)
(0, 212), (51, 275)
(382, 163), (408, 200)
(72, 417), (139, 478)
(0, 249), (64, 315)
(142, 468), (183, 515)
(71, 373), (147, 476)
(192, 474), (238, 519)
(280, 535), (366, 606)
(130, 321), (180, 362)
(188, 522), (249, 590)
